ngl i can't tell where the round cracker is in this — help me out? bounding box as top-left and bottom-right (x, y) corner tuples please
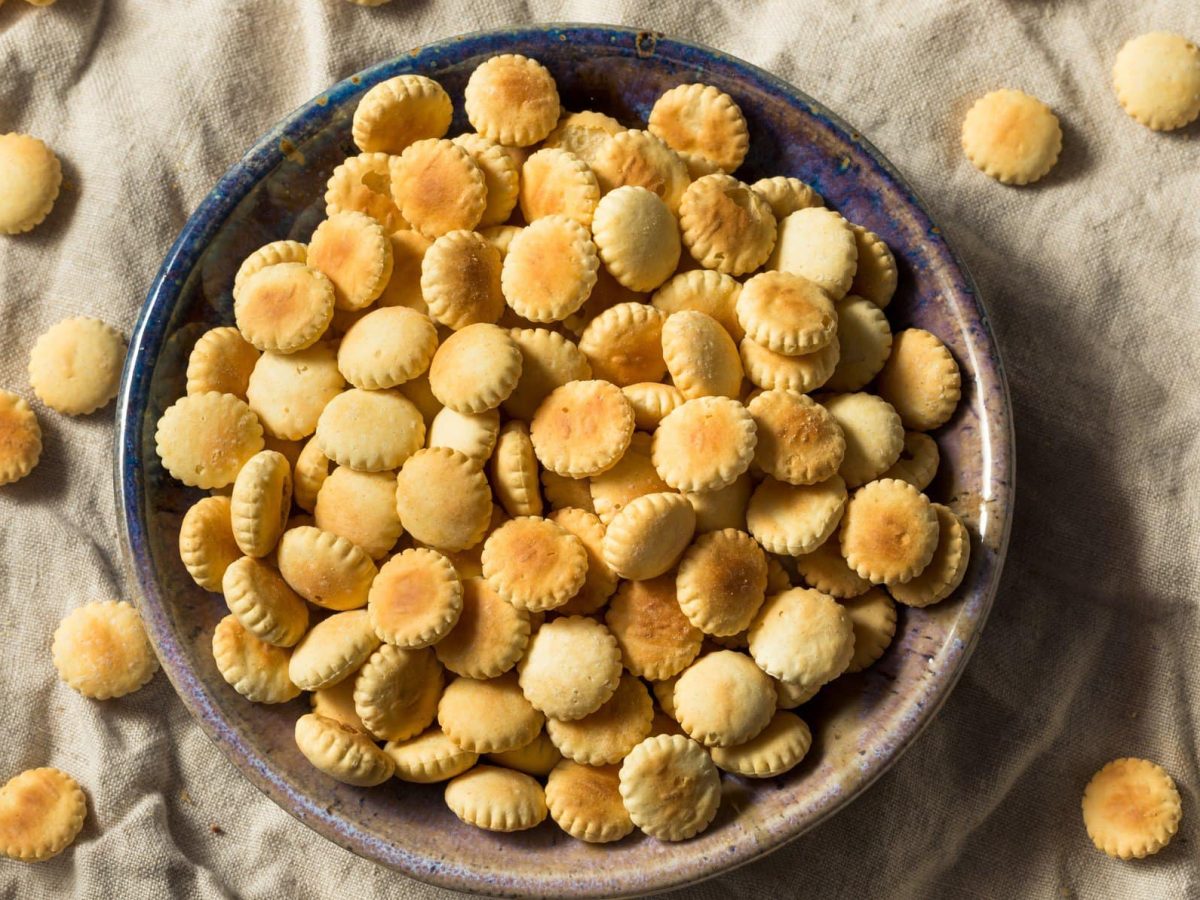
(661, 309), (743, 399)
(518, 615), (623, 721)
(591, 186), (681, 292)
(767, 207), (857, 300)
(676, 528), (768, 636)
(444, 765), (548, 832)
(738, 270), (837, 356)
(530, 379), (634, 478)
(545, 761), (634, 843)
(545, 674), (653, 766)
(746, 474), (848, 557)
(438, 672), (545, 754)
(390, 138), (486, 238)
(648, 82), (749, 173)
(748, 587), (854, 688)
(427, 323), (522, 414)
(748, 389), (845, 486)
(618, 734), (721, 841)
(52, 600), (158, 700)
(464, 54), (560, 147)
(602, 491), (696, 581)
(678, 173), (776, 275)
(500, 215), (599, 323)
(351, 74), (452, 154)
(155, 392), (263, 489)
(315, 387), (425, 472)
(28, 317), (126, 415)
(604, 573), (702, 680)
(710, 710), (812, 778)
(294, 713), (394, 786)
(874, 328), (962, 432)
(420, 229), (505, 329)
(338, 306), (437, 389)
(276, 525), (378, 611)
(434, 576), (531, 678)
(839, 478), (939, 585)
(652, 396), (757, 493)
(673, 650), (777, 747)
(0, 767), (86, 862)
(482, 516), (588, 612)
(395, 447), (493, 552)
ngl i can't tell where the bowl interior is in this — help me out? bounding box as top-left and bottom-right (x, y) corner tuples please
(116, 25), (1013, 899)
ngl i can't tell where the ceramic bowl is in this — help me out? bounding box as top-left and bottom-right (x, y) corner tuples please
(115, 24), (1013, 898)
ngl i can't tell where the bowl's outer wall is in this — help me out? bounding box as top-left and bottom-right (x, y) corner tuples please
(116, 25), (1013, 899)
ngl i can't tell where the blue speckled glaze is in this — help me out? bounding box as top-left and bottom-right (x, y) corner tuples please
(114, 24), (1013, 899)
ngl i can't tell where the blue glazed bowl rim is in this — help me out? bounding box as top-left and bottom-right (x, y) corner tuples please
(115, 22), (1014, 897)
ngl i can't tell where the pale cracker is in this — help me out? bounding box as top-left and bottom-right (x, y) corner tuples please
(434, 576), (531, 679)
(710, 710), (812, 778)
(288, 609), (381, 691)
(353, 644), (443, 741)
(385, 726), (479, 784)
(748, 587), (854, 689)
(821, 391), (905, 488)
(545, 761), (634, 843)
(179, 495), (241, 592)
(651, 396), (757, 493)
(768, 207), (857, 300)
(230, 449), (292, 557)
(662, 309), (743, 399)
(842, 587), (898, 672)
(591, 186), (681, 292)
(602, 491), (696, 581)
(212, 613), (301, 704)
(222, 556), (310, 648)
(28, 317), (126, 415)
(437, 672), (545, 754)
(491, 420), (543, 517)
(745, 474), (848, 557)
(185, 326), (260, 400)
(314, 466), (405, 559)
(337, 306), (438, 390)
(394, 448), (493, 552)
(618, 734), (721, 841)
(276, 525), (378, 610)
(672, 649), (776, 747)
(155, 392), (264, 489)
(0, 768), (86, 862)
(444, 766), (548, 832)
(294, 713), (395, 786)
(52, 601), (158, 700)
(517, 616), (622, 720)
(530, 379), (634, 478)
(315, 387), (425, 472)
(545, 674), (653, 766)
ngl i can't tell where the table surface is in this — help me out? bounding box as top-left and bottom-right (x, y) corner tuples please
(0, 1), (1196, 898)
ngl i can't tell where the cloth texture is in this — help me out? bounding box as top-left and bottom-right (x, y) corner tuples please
(1, 0), (1198, 897)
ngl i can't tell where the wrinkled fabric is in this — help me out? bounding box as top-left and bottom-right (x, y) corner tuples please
(1, 0), (1197, 897)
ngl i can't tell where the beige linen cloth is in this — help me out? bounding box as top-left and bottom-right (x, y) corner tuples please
(1, 0), (1197, 896)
